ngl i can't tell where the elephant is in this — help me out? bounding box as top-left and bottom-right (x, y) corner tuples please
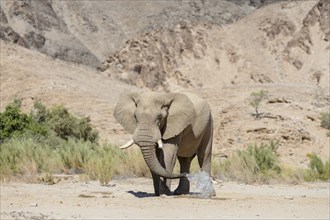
(113, 91), (213, 196)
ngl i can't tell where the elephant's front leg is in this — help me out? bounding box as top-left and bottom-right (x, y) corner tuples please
(151, 147), (164, 196)
(151, 171), (170, 196)
(161, 143), (178, 192)
(152, 143), (178, 196)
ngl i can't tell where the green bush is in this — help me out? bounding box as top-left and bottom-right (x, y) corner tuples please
(0, 99), (98, 143)
(214, 141), (281, 183)
(247, 141), (281, 173)
(0, 99), (29, 140)
(43, 104), (98, 143)
(320, 112), (330, 130)
(0, 99), (47, 141)
(304, 153), (330, 181)
(31, 100), (47, 123)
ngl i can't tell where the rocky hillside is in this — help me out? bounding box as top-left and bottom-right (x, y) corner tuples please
(100, 0), (329, 91)
(0, 0), (265, 67)
(0, 0), (99, 66)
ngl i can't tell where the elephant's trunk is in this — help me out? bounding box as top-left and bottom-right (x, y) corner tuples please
(139, 144), (185, 179)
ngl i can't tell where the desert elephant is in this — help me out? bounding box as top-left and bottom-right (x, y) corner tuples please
(113, 91), (213, 196)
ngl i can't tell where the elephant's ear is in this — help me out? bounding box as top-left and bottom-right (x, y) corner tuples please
(162, 93), (196, 140)
(113, 92), (138, 134)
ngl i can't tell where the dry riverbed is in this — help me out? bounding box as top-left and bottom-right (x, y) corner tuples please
(1, 177), (329, 219)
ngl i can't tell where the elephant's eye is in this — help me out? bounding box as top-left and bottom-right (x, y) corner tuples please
(156, 114), (163, 122)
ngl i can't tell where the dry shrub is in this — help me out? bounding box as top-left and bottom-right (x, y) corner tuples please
(320, 112), (330, 136)
(211, 143), (330, 183)
(84, 155), (114, 186)
(19, 159), (39, 183)
(212, 141), (281, 184)
(0, 137), (119, 184)
(304, 153), (330, 181)
(113, 148), (150, 178)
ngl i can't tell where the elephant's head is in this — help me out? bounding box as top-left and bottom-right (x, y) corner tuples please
(113, 92), (196, 179)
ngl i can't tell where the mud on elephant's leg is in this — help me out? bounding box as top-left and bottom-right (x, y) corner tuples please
(174, 155), (195, 195)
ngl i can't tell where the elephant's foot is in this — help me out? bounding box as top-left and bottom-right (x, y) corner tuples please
(154, 187), (171, 196)
(159, 185), (171, 196)
(174, 178), (190, 195)
(154, 179), (171, 196)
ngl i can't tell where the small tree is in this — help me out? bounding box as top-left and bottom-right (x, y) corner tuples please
(250, 90), (269, 119)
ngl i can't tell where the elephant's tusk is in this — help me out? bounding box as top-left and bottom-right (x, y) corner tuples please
(120, 139), (134, 149)
(157, 139), (163, 149)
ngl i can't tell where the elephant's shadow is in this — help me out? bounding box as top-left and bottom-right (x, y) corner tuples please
(127, 190), (155, 198)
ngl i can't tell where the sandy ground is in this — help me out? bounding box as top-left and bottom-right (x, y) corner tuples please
(1, 177), (329, 220)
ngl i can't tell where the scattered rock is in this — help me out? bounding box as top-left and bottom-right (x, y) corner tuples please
(262, 114), (285, 121)
(268, 97), (290, 104)
(30, 203), (38, 207)
(246, 127), (272, 134)
(160, 194), (172, 199)
(78, 194), (95, 198)
(38, 173), (61, 185)
(306, 115), (316, 121)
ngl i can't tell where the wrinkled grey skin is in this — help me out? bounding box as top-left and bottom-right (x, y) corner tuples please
(114, 92), (213, 196)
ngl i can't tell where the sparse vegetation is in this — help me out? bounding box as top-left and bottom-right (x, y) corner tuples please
(211, 141), (330, 183)
(213, 141), (281, 183)
(0, 136), (152, 184)
(1, 100), (329, 185)
(249, 90), (269, 119)
(304, 153), (330, 181)
(320, 112), (330, 136)
(0, 136), (121, 184)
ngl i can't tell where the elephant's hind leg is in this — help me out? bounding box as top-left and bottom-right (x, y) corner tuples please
(174, 155), (195, 195)
(197, 118), (213, 174)
(196, 118), (216, 196)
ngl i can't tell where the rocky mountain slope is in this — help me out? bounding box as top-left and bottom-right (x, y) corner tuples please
(100, 0), (329, 91)
(0, 0), (262, 67)
(1, 0), (329, 167)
